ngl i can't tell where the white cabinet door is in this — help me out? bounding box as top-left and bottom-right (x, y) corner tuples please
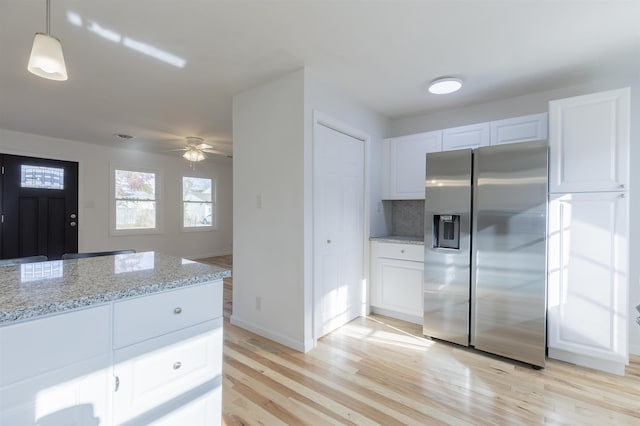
(149, 387), (221, 426)
(442, 123), (490, 151)
(378, 258), (423, 318)
(383, 131), (442, 199)
(370, 242), (424, 324)
(0, 356), (111, 426)
(549, 88), (630, 193)
(547, 192), (628, 374)
(490, 113), (548, 145)
(113, 322), (222, 425)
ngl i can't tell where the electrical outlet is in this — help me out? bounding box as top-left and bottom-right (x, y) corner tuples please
(255, 296), (262, 311)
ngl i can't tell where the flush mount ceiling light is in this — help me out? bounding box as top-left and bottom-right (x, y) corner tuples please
(28, 0), (68, 81)
(428, 77), (462, 95)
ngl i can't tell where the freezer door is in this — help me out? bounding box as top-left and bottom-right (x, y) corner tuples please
(424, 149), (472, 346)
(472, 140), (548, 367)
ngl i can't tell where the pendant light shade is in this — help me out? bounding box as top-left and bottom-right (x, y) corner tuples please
(28, 33), (67, 81)
(28, 0), (68, 81)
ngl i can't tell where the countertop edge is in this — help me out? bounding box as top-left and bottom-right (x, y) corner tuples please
(0, 270), (231, 325)
(369, 236), (424, 245)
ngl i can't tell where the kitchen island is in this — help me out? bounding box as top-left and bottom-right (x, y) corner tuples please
(0, 251), (230, 425)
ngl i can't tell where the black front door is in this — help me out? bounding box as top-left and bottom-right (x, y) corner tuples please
(1, 154), (79, 260)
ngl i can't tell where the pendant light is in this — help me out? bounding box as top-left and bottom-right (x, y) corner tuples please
(28, 0), (68, 81)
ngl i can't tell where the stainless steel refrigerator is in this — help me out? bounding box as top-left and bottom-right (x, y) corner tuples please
(423, 140), (548, 368)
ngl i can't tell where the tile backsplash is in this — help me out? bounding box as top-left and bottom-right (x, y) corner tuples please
(391, 200), (424, 238)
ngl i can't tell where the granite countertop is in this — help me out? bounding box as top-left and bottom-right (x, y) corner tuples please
(370, 236), (424, 245)
(0, 251), (231, 325)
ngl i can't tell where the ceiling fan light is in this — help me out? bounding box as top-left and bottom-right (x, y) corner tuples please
(428, 77), (462, 95)
(183, 149), (206, 162)
(28, 33), (68, 81)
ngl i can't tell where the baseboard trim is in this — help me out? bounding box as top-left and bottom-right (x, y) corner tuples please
(548, 347), (626, 376)
(230, 315), (307, 353)
(629, 343), (640, 356)
(370, 306), (422, 325)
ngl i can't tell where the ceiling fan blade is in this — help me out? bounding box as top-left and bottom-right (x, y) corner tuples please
(201, 149), (233, 158)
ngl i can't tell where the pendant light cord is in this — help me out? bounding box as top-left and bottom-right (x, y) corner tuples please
(45, 0), (50, 35)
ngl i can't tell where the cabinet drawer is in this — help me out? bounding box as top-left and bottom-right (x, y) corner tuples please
(113, 322), (222, 424)
(114, 281), (222, 348)
(0, 305), (110, 387)
(377, 242), (423, 262)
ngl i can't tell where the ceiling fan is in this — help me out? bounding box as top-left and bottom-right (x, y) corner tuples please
(177, 136), (232, 161)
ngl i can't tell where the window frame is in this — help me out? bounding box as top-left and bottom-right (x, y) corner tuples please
(110, 164), (163, 236)
(181, 175), (217, 232)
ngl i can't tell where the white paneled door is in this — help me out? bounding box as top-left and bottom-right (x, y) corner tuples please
(314, 122), (365, 339)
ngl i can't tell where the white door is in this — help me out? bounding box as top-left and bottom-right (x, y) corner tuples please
(547, 192), (628, 374)
(314, 123), (365, 339)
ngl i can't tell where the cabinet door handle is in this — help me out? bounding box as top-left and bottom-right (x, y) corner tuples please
(400, 249), (405, 254)
(620, 184), (625, 189)
(115, 376), (120, 392)
(173, 361), (182, 370)
(174, 307), (182, 314)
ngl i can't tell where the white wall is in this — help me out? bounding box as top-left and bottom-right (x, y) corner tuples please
(231, 69), (307, 349)
(232, 68), (389, 351)
(0, 128), (233, 259)
(391, 76), (640, 356)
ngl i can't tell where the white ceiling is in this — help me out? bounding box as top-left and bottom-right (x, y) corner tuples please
(1, 1), (639, 160)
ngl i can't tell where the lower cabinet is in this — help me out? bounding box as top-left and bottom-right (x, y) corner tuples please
(0, 280), (223, 425)
(0, 305), (112, 426)
(370, 241), (424, 324)
(0, 355), (111, 426)
(547, 192), (628, 375)
(113, 321), (223, 425)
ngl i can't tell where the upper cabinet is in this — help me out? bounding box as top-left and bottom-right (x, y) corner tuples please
(442, 122), (490, 150)
(490, 113), (548, 145)
(382, 130), (442, 200)
(549, 88), (630, 193)
(383, 113), (549, 200)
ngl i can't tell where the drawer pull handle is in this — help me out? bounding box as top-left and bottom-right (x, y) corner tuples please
(400, 250), (405, 253)
(173, 361), (182, 370)
(174, 307), (182, 314)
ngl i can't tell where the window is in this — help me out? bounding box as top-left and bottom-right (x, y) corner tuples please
(21, 165), (64, 189)
(114, 169), (157, 231)
(183, 176), (215, 228)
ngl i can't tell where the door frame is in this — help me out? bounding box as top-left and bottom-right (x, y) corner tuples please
(311, 110), (371, 345)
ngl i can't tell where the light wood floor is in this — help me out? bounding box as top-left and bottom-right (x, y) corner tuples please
(199, 256), (640, 425)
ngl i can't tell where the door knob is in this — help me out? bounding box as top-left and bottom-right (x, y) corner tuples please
(70, 213), (77, 219)
(70, 221), (77, 227)
(327, 239), (331, 244)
